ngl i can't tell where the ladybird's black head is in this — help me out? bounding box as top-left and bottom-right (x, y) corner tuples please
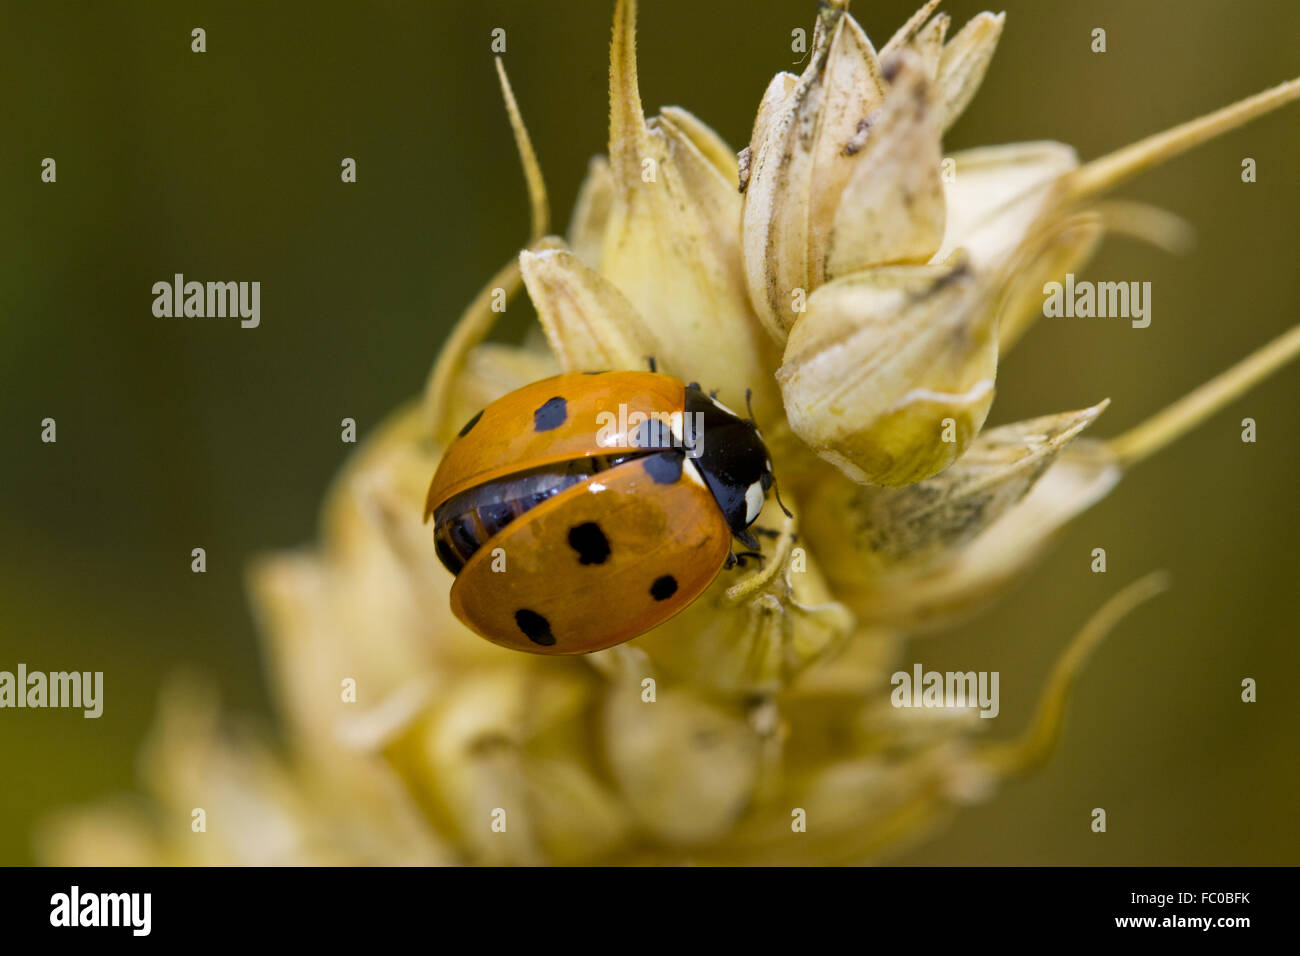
(683, 385), (774, 540)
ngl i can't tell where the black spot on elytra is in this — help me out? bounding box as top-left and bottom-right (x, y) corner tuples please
(568, 522), (610, 565)
(533, 397), (568, 431)
(643, 451), (683, 484)
(634, 417), (673, 450)
(457, 409), (483, 437)
(650, 575), (678, 601)
(515, 609), (555, 646)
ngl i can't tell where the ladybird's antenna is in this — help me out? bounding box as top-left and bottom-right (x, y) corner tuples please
(744, 387), (794, 519)
(772, 476), (794, 519)
(646, 355), (657, 373)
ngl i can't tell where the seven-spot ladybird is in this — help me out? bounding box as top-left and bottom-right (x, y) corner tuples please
(424, 371), (777, 655)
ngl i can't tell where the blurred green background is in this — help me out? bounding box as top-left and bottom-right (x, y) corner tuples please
(1, 0), (1297, 865)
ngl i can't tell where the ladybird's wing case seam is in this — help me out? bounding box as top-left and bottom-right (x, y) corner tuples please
(426, 372), (686, 515)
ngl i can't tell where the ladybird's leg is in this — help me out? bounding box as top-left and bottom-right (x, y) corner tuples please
(725, 510), (798, 603)
(646, 355), (657, 373)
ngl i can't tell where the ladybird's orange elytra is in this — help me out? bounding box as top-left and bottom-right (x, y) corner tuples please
(425, 371), (684, 517)
(425, 371), (776, 655)
(449, 452), (731, 654)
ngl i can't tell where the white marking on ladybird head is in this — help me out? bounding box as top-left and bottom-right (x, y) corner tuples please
(683, 458), (708, 489)
(709, 395), (741, 419)
(666, 412), (684, 444)
(744, 480), (765, 524)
